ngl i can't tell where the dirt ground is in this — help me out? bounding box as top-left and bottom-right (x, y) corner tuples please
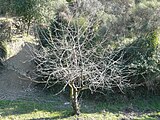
(0, 40), (37, 100)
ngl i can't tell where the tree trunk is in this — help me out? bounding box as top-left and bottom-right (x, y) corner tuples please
(70, 85), (80, 115)
(27, 19), (31, 35)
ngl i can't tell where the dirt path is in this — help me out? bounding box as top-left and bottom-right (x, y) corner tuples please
(0, 40), (37, 100)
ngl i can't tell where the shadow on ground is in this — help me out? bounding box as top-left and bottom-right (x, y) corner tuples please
(0, 94), (160, 120)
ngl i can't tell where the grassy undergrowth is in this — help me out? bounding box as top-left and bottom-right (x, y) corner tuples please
(0, 94), (160, 120)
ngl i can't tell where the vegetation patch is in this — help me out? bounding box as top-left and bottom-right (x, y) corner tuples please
(0, 95), (159, 120)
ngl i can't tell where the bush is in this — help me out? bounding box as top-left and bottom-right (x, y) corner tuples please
(0, 19), (12, 41)
(0, 0), (12, 15)
(120, 30), (160, 92)
(0, 41), (7, 68)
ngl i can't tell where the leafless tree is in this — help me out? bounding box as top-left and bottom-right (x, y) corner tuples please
(28, 5), (131, 114)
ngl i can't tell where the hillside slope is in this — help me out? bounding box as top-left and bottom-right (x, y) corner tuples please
(0, 39), (36, 100)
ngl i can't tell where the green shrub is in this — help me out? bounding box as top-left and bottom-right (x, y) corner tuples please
(0, 41), (7, 68)
(0, 0), (12, 15)
(121, 30), (160, 92)
(0, 19), (12, 41)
